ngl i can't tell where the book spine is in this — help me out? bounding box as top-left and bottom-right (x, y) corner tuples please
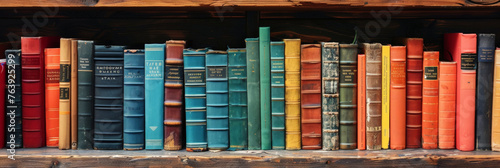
(364, 43), (382, 150)
(59, 38), (71, 149)
(476, 34), (495, 150)
(284, 39), (301, 150)
(492, 50), (500, 151)
(123, 49), (145, 150)
(381, 45), (390, 149)
(77, 40), (94, 149)
(0, 59), (5, 148)
(271, 42), (285, 150)
(390, 46), (407, 150)
(321, 42), (339, 150)
(405, 38), (423, 148)
(422, 51), (440, 149)
(246, 38), (261, 150)
(259, 27), (272, 150)
(357, 54), (366, 150)
(70, 40), (78, 150)
(228, 48), (248, 150)
(206, 51), (229, 150)
(301, 44), (322, 150)
(438, 62), (457, 149)
(339, 44), (358, 150)
(145, 44), (165, 150)
(5, 49), (22, 148)
(45, 48), (60, 147)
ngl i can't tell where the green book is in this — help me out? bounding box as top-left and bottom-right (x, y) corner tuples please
(246, 38), (261, 150)
(228, 48), (248, 150)
(271, 41), (285, 149)
(259, 27), (272, 150)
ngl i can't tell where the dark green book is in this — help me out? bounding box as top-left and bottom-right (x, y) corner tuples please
(228, 48), (248, 150)
(339, 44), (358, 150)
(245, 38), (261, 150)
(77, 40), (94, 149)
(259, 27), (272, 150)
(271, 41), (285, 149)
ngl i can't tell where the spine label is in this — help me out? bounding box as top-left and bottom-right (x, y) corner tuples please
(461, 53), (477, 70)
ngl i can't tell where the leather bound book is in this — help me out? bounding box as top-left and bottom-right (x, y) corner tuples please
(21, 36), (59, 148)
(206, 51), (229, 150)
(271, 42), (285, 149)
(339, 44), (358, 150)
(94, 45), (125, 150)
(70, 40), (78, 149)
(476, 34), (495, 150)
(5, 49), (22, 148)
(357, 54), (366, 150)
(381, 45), (390, 149)
(77, 40), (94, 149)
(438, 62), (457, 149)
(363, 43), (382, 150)
(284, 39), (301, 150)
(492, 50), (500, 151)
(389, 46), (407, 150)
(321, 42), (339, 151)
(145, 44), (165, 150)
(405, 38), (423, 148)
(228, 48), (248, 150)
(301, 44), (322, 150)
(45, 48), (60, 147)
(444, 33), (477, 151)
(124, 49), (145, 150)
(259, 27), (272, 150)
(246, 38), (261, 150)
(422, 51), (440, 149)
(184, 48), (208, 152)
(0, 59), (5, 148)
(59, 38), (72, 150)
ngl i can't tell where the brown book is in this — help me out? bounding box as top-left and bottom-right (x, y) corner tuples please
(363, 43), (382, 150)
(405, 38), (423, 148)
(59, 38), (73, 150)
(301, 44), (322, 150)
(70, 40), (78, 149)
(389, 46), (406, 150)
(422, 51), (440, 149)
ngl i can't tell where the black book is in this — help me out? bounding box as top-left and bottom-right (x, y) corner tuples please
(476, 33), (495, 150)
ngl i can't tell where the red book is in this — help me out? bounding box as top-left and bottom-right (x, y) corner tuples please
(0, 59), (6, 148)
(45, 48), (60, 147)
(21, 36), (59, 148)
(405, 38), (423, 148)
(357, 54), (366, 150)
(389, 46), (406, 150)
(444, 33), (477, 151)
(438, 62), (457, 149)
(422, 51), (440, 149)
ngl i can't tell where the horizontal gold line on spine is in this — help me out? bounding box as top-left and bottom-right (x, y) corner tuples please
(323, 129), (339, 133)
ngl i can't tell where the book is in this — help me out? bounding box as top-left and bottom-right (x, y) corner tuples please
(21, 36), (59, 148)
(70, 40), (79, 149)
(145, 44), (165, 150)
(59, 38), (72, 150)
(271, 41), (285, 150)
(246, 38), (261, 150)
(339, 44), (358, 150)
(184, 48), (208, 152)
(228, 48), (248, 150)
(77, 40), (94, 149)
(438, 61), (457, 149)
(363, 43), (382, 150)
(45, 48), (60, 147)
(206, 50), (229, 150)
(357, 54), (366, 150)
(389, 46), (406, 150)
(0, 59), (5, 148)
(301, 44), (322, 150)
(164, 40), (186, 151)
(259, 27), (272, 150)
(405, 38), (423, 148)
(476, 34), (495, 150)
(5, 49), (22, 148)
(123, 49), (145, 150)
(444, 33), (477, 151)
(321, 42), (339, 150)
(492, 50), (500, 151)
(94, 45), (125, 150)
(284, 39), (301, 150)
(381, 45), (390, 149)
(422, 51), (440, 149)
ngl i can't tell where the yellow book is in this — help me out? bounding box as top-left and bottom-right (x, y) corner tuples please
(59, 38), (73, 150)
(492, 49), (500, 151)
(381, 45), (391, 149)
(284, 39), (301, 150)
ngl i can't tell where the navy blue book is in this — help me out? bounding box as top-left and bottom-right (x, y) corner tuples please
(206, 50), (229, 150)
(228, 48), (248, 150)
(77, 40), (94, 149)
(145, 44), (165, 150)
(270, 41), (285, 149)
(124, 49), (145, 150)
(5, 49), (22, 148)
(476, 33), (495, 150)
(94, 45), (125, 150)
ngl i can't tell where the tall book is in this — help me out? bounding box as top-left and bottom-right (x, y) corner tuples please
(124, 49), (145, 150)
(363, 43), (382, 150)
(301, 44), (322, 150)
(184, 48), (208, 152)
(45, 48), (60, 147)
(438, 62), (457, 149)
(405, 38), (423, 148)
(77, 40), (94, 149)
(444, 33), (477, 151)
(70, 40), (79, 149)
(321, 42), (339, 150)
(164, 40), (186, 151)
(5, 49), (22, 148)
(246, 38), (261, 150)
(0, 59), (5, 148)
(271, 41), (285, 149)
(476, 34), (495, 150)
(145, 44), (165, 150)
(284, 39), (301, 150)
(94, 45), (125, 150)
(21, 36), (59, 148)
(390, 46), (406, 150)
(422, 51), (440, 149)
(381, 45), (390, 149)
(206, 50), (229, 150)
(357, 54), (366, 150)
(228, 48), (248, 150)
(339, 44), (358, 150)
(492, 50), (500, 151)
(259, 27), (272, 150)
(59, 38), (72, 149)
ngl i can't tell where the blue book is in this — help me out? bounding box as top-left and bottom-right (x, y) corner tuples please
(145, 44), (165, 150)
(124, 49), (145, 150)
(184, 48), (208, 151)
(270, 41), (285, 149)
(206, 51), (229, 150)
(228, 48), (248, 150)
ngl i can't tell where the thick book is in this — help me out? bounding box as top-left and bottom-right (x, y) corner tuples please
(45, 48), (60, 147)
(476, 34), (495, 150)
(271, 42), (285, 150)
(124, 49), (145, 150)
(164, 40), (186, 151)
(145, 44), (165, 150)
(259, 27), (272, 150)
(228, 48), (248, 150)
(381, 45), (390, 149)
(284, 39), (301, 150)
(422, 51), (440, 149)
(5, 49), (22, 148)
(438, 62), (457, 149)
(301, 44), (322, 150)
(390, 46), (406, 150)
(444, 33), (477, 151)
(492, 50), (500, 151)
(21, 36), (59, 148)
(357, 54), (366, 150)
(94, 45), (125, 150)
(363, 43), (382, 150)
(77, 40), (94, 149)
(339, 44), (358, 150)
(321, 42), (339, 151)
(0, 59), (5, 148)
(59, 38), (72, 149)
(405, 38), (423, 148)
(206, 50), (229, 150)
(70, 40), (79, 149)
(184, 48), (208, 152)
(246, 38), (261, 150)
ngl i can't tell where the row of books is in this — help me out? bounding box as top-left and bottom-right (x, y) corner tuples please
(0, 28), (498, 151)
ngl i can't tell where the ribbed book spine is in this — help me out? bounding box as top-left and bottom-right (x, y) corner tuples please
(357, 54), (366, 150)
(422, 51), (440, 149)
(246, 38), (261, 150)
(405, 38), (423, 149)
(59, 38), (72, 149)
(77, 40), (94, 149)
(206, 51), (229, 150)
(145, 44), (165, 150)
(259, 27), (272, 150)
(284, 39), (301, 150)
(492, 50), (500, 151)
(364, 43), (382, 150)
(271, 42), (285, 150)
(70, 40), (78, 150)
(390, 46), (407, 150)
(321, 42), (339, 151)
(438, 62), (457, 149)
(5, 49), (22, 148)
(228, 48), (248, 150)
(124, 49), (145, 150)
(45, 48), (60, 147)
(339, 44), (358, 150)
(476, 34), (495, 150)
(381, 45), (390, 149)
(301, 44), (322, 150)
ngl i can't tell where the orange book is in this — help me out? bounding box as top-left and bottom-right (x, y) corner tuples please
(45, 48), (60, 147)
(422, 51), (440, 149)
(389, 46), (406, 150)
(438, 62), (456, 149)
(357, 54), (366, 150)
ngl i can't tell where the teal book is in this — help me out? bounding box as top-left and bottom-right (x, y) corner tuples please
(259, 27), (272, 150)
(123, 49), (145, 150)
(228, 48), (248, 150)
(206, 50), (229, 150)
(145, 44), (165, 150)
(245, 38), (261, 150)
(270, 41), (285, 149)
